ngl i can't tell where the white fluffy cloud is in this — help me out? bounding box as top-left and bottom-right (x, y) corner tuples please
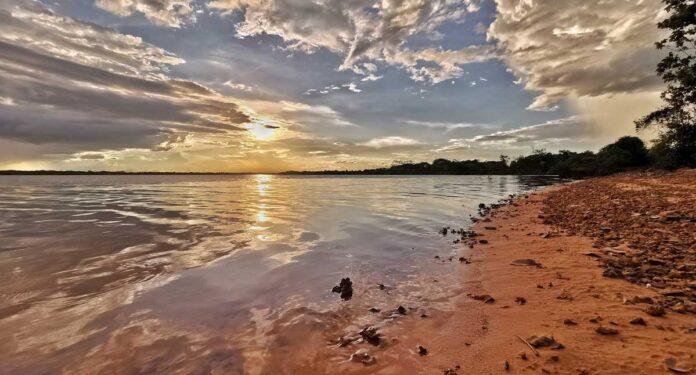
(488, 0), (665, 111)
(209, 0), (493, 83)
(360, 136), (422, 148)
(95, 0), (196, 28)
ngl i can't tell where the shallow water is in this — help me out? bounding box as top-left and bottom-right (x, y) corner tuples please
(0, 174), (559, 373)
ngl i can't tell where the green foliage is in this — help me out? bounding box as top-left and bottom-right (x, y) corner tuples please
(635, 0), (696, 166)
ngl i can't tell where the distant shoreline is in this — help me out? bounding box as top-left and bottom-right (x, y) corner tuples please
(0, 170), (561, 177)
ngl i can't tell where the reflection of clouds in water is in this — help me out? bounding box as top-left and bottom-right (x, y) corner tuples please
(0, 175), (562, 371)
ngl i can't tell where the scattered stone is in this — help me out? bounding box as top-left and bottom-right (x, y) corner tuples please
(515, 297), (527, 305)
(443, 368), (459, 375)
(625, 296), (654, 305)
(563, 319), (578, 326)
(504, 360), (510, 371)
(378, 283), (386, 290)
(646, 305), (666, 317)
(350, 348), (376, 366)
(484, 226), (497, 230)
(368, 307), (381, 313)
(468, 294), (496, 304)
(479, 239), (489, 244)
(332, 278), (353, 301)
(359, 326), (381, 346)
(527, 335), (564, 350)
(417, 345), (428, 356)
(511, 259), (542, 267)
(542, 171), (696, 313)
(557, 291), (573, 301)
(519, 352), (528, 360)
(664, 357), (693, 373)
(629, 317), (647, 326)
(397, 305), (408, 315)
(596, 326), (619, 335)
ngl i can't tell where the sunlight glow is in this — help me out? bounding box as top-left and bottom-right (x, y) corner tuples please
(247, 121), (279, 141)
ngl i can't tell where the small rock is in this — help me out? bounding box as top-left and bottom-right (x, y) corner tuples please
(468, 294), (495, 304)
(664, 357), (693, 373)
(563, 319), (577, 326)
(332, 278), (353, 301)
(511, 259), (542, 267)
(417, 345), (428, 356)
(527, 335), (564, 350)
(359, 326), (381, 346)
(515, 297), (527, 305)
(349, 348), (376, 366)
(397, 305), (408, 315)
(557, 291), (573, 301)
(368, 307), (381, 313)
(629, 317), (647, 326)
(479, 239), (489, 244)
(596, 326), (619, 335)
(519, 352), (528, 361)
(645, 305), (666, 317)
(504, 360), (510, 371)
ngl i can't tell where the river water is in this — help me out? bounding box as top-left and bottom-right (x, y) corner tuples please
(0, 175), (558, 373)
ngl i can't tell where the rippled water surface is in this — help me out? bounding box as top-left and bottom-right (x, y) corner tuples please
(0, 175), (558, 373)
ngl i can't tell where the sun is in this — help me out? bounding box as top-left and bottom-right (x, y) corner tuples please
(247, 121), (279, 141)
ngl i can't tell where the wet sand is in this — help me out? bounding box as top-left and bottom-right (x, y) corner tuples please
(269, 170), (695, 374)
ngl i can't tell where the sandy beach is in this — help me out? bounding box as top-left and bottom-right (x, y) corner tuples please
(264, 170), (696, 374)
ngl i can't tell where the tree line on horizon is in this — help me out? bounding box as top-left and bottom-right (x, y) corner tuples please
(285, 135), (654, 178)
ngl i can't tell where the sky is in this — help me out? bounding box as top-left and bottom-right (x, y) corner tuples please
(0, 0), (668, 172)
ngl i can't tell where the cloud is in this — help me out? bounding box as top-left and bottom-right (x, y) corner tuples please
(0, 0), (249, 155)
(224, 81), (254, 92)
(438, 116), (595, 152)
(361, 74), (383, 82)
(488, 0), (665, 111)
(209, 0), (494, 83)
(95, 0), (196, 28)
(405, 120), (495, 131)
(360, 136), (422, 148)
(342, 83), (362, 93)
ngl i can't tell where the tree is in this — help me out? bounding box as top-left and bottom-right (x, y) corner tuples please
(635, 0), (696, 167)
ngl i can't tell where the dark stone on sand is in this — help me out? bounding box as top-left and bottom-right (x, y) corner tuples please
(468, 294), (495, 303)
(359, 326), (381, 346)
(645, 305), (666, 317)
(504, 360), (510, 371)
(479, 239), (489, 244)
(417, 345), (428, 356)
(527, 335), (564, 350)
(595, 326), (619, 335)
(563, 319), (577, 326)
(368, 307), (381, 313)
(629, 317), (647, 325)
(397, 305), (407, 315)
(515, 297), (527, 305)
(332, 277), (353, 301)
(511, 259), (542, 267)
